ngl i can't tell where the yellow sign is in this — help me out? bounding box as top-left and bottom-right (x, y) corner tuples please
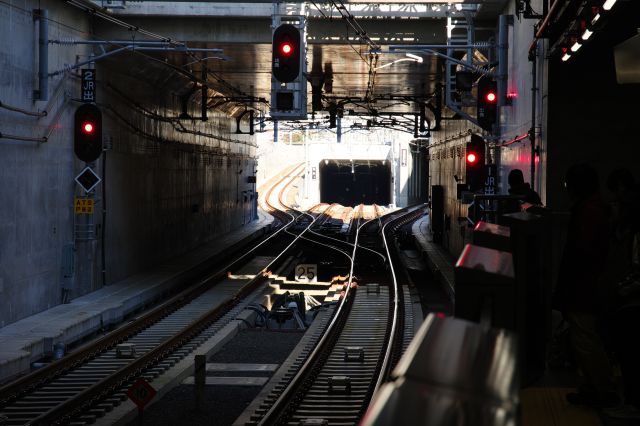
(74, 198), (94, 214)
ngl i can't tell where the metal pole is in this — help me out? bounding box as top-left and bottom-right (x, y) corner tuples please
(201, 66), (208, 121)
(101, 149), (107, 287)
(497, 15), (509, 108)
(304, 131), (309, 200)
(274, 120), (278, 143)
(37, 9), (49, 101)
(530, 38), (538, 191)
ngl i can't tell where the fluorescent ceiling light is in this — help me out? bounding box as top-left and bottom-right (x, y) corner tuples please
(570, 41), (582, 52)
(582, 29), (593, 40)
(603, 0), (617, 11)
(592, 13), (601, 25)
(562, 53), (571, 62)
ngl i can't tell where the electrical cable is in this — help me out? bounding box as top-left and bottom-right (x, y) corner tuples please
(0, 100), (47, 117)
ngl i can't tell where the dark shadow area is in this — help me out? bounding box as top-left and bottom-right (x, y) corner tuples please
(320, 160), (391, 205)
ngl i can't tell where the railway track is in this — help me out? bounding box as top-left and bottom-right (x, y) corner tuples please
(244, 205), (426, 426)
(0, 164), (314, 426)
(0, 155), (426, 426)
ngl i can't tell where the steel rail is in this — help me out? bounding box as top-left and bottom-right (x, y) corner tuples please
(32, 166), (312, 426)
(0, 166), (307, 425)
(256, 206), (386, 426)
(256, 204), (427, 425)
(374, 204), (426, 394)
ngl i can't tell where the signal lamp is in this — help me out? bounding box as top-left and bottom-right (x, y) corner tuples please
(272, 24), (301, 83)
(465, 136), (486, 192)
(74, 104), (103, 163)
(476, 76), (498, 131)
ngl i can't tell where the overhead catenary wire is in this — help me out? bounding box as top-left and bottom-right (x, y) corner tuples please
(63, 0), (260, 105)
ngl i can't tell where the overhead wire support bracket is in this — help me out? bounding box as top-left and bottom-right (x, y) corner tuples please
(388, 45), (496, 78)
(47, 45), (225, 77)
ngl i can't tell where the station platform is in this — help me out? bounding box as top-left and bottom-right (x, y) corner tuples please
(0, 212), (274, 384)
(410, 213), (456, 300)
(410, 213), (638, 426)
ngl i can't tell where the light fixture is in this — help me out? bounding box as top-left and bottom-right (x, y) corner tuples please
(582, 29), (593, 40)
(591, 13), (601, 25)
(324, 159), (329, 165)
(602, 0), (617, 11)
(562, 53), (571, 61)
(570, 41), (582, 52)
(405, 53), (423, 63)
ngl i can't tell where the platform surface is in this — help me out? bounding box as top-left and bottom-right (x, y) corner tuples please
(521, 387), (602, 426)
(411, 214), (456, 297)
(0, 213), (273, 383)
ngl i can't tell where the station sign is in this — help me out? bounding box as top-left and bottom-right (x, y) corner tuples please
(295, 264), (317, 283)
(74, 198), (94, 214)
(484, 164), (497, 195)
(127, 378), (157, 409)
(75, 166), (101, 193)
(81, 69), (96, 103)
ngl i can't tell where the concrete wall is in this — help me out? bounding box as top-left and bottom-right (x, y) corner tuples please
(304, 141), (393, 207)
(498, 0), (548, 204)
(0, 1), (91, 326)
(426, 1), (548, 258)
(427, 121), (477, 256)
(0, 1), (257, 326)
(427, 0), (640, 264)
(256, 126), (413, 209)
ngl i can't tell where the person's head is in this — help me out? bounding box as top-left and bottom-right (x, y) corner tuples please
(508, 169), (525, 189)
(606, 168), (635, 199)
(564, 163), (599, 202)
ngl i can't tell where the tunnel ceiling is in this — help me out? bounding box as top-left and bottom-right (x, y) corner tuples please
(91, 1), (509, 118)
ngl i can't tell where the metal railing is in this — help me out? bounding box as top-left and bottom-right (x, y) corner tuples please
(469, 194), (522, 226)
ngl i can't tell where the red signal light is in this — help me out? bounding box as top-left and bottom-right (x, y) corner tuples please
(83, 123), (94, 134)
(467, 153), (477, 164)
(280, 42), (293, 56)
(486, 92), (497, 103)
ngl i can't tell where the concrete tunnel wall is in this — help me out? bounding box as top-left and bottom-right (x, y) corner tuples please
(319, 160), (392, 206)
(0, 1), (258, 326)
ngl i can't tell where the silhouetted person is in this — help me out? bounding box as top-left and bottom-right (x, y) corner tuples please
(500, 169), (542, 217)
(508, 169), (542, 205)
(554, 163), (620, 408)
(605, 168), (640, 411)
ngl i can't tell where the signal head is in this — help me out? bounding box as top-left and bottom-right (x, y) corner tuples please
(272, 24), (301, 83)
(74, 104), (103, 163)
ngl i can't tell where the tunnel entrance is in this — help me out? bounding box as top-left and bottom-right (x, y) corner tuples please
(320, 160), (391, 206)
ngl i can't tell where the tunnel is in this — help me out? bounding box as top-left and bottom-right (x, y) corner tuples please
(319, 160), (391, 206)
